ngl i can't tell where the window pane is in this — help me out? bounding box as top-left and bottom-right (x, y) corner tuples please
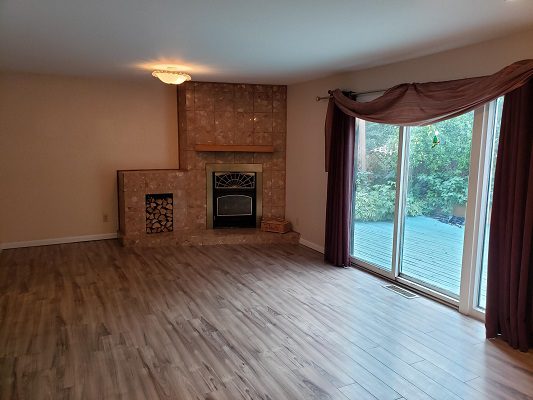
(351, 120), (399, 271)
(400, 112), (475, 297)
(478, 97), (504, 309)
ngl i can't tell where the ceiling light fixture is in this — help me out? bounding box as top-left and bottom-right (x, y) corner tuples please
(152, 70), (192, 85)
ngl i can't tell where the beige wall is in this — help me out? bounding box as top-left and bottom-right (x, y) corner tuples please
(286, 28), (533, 251)
(3, 28), (533, 248)
(0, 72), (178, 244)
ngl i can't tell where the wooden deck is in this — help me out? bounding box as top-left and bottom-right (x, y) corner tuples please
(353, 216), (487, 303)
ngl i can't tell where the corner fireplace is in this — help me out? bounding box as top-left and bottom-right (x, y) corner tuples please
(206, 164), (263, 229)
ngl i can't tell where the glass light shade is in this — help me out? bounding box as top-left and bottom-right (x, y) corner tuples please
(152, 70), (192, 85)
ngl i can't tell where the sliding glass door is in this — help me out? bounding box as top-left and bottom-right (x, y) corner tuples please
(400, 112), (474, 298)
(476, 97), (504, 309)
(350, 99), (504, 316)
(351, 120), (399, 273)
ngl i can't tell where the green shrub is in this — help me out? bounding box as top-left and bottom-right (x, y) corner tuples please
(354, 180), (396, 221)
(354, 112), (473, 221)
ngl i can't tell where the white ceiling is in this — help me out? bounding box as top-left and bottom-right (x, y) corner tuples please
(1, 0), (533, 84)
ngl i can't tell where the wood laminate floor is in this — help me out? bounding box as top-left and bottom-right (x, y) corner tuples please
(0, 241), (532, 400)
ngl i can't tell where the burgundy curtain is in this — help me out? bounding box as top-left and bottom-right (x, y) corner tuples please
(324, 59), (533, 349)
(324, 100), (355, 267)
(485, 80), (533, 352)
(325, 60), (533, 171)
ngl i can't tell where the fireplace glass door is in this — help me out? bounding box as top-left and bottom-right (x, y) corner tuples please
(217, 195), (253, 216)
(213, 172), (257, 228)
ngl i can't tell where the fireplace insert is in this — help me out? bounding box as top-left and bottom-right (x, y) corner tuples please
(212, 172), (256, 228)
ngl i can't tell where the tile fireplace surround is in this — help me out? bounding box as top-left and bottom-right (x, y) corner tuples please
(117, 82), (299, 247)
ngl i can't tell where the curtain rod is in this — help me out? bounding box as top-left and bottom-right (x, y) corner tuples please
(316, 88), (387, 102)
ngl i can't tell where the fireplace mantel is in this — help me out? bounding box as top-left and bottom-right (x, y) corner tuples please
(194, 144), (274, 153)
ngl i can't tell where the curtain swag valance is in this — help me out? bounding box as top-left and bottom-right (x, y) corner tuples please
(325, 59), (533, 171)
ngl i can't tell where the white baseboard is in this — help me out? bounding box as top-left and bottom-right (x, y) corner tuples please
(0, 233), (118, 250)
(299, 238), (324, 254)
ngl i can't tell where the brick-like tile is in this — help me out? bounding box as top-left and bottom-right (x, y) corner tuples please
(253, 153), (272, 170)
(272, 188), (286, 207)
(234, 153), (254, 164)
(215, 153), (235, 164)
(253, 113), (273, 132)
(254, 91), (273, 113)
(273, 112), (286, 133)
(123, 173), (145, 191)
(185, 89), (194, 110)
(254, 85), (272, 94)
(215, 131), (235, 145)
(215, 91), (235, 112)
(234, 130), (253, 145)
(271, 206), (285, 218)
(272, 152), (286, 171)
(273, 133), (286, 152)
(195, 110), (215, 134)
(253, 131), (273, 145)
(235, 91), (254, 112)
(262, 170), (272, 190)
(194, 84), (215, 111)
(186, 110), (196, 131)
(272, 171), (285, 189)
(215, 111), (235, 133)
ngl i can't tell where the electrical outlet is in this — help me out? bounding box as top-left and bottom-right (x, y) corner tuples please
(103, 214), (109, 223)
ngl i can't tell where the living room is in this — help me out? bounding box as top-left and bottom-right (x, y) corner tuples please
(1, 1), (533, 399)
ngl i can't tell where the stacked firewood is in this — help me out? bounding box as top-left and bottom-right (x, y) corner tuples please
(146, 195), (173, 233)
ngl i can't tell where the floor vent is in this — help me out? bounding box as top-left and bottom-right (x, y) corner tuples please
(383, 284), (418, 299)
